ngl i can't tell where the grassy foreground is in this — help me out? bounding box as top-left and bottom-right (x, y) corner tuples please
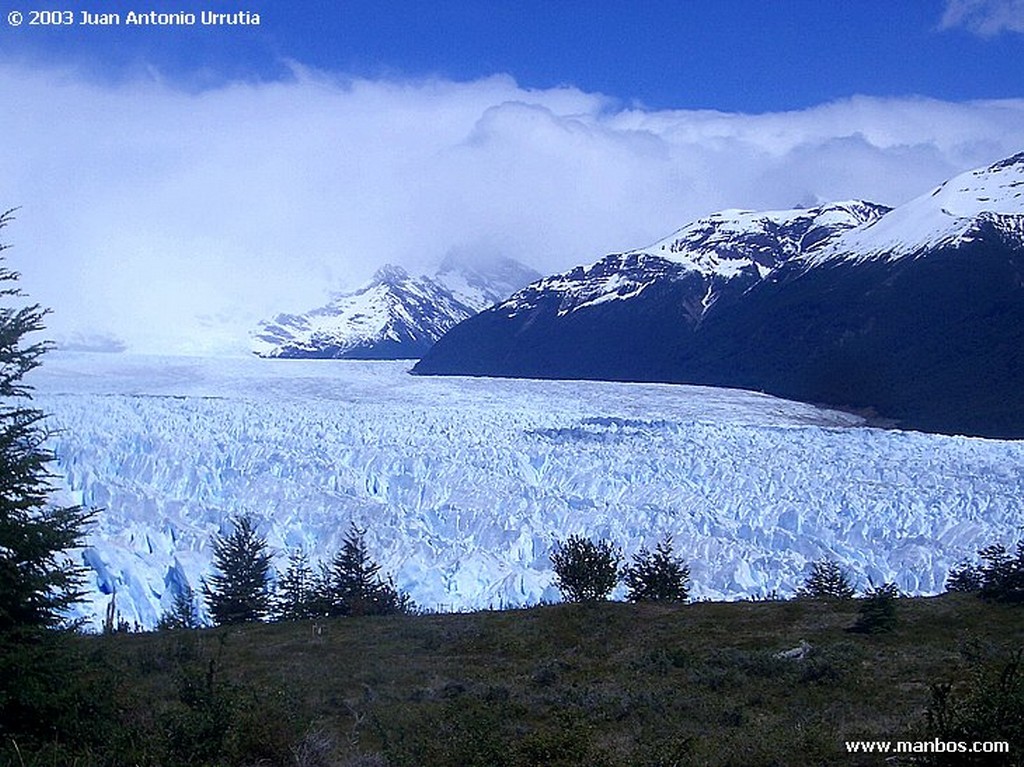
(5, 594), (1024, 766)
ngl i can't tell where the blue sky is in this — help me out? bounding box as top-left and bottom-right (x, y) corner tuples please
(2, 1), (1024, 353)
(7, 0), (1024, 110)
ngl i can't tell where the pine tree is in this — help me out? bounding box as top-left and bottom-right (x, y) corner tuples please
(796, 559), (856, 600)
(550, 534), (622, 603)
(0, 212), (98, 759)
(157, 583), (200, 630)
(325, 525), (380, 616)
(324, 524), (411, 616)
(0, 211), (92, 633)
(622, 536), (691, 603)
(978, 541), (1024, 603)
(275, 548), (317, 621)
(203, 515), (273, 625)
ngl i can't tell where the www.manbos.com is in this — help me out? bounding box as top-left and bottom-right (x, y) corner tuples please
(846, 739), (1010, 755)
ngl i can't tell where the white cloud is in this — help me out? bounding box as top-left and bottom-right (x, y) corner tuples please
(1, 63), (1024, 354)
(941, 0), (1024, 34)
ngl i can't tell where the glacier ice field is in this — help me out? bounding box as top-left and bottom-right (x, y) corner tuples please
(28, 352), (1024, 629)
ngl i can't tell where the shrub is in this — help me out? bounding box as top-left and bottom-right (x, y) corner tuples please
(925, 649), (1024, 765)
(150, 631), (307, 766)
(622, 536), (690, 603)
(851, 582), (900, 634)
(946, 560), (984, 593)
(550, 535), (621, 602)
(796, 559), (856, 600)
(0, 631), (124, 761)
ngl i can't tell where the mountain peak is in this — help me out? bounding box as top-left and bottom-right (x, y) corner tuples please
(434, 254), (542, 311)
(634, 200), (889, 277)
(492, 199), (891, 323)
(986, 151), (1024, 172)
(806, 151), (1024, 265)
(252, 257), (538, 359)
(372, 264), (411, 283)
(415, 153), (1024, 437)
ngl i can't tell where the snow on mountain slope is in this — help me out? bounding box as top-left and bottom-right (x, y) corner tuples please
(500, 201), (888, 319)
(643, 200), (889, 274)
(30, 353), (1024, 630)
(252, 257), (540, 359)
(808, 152), (1024, 263)
(251, 265), (476, 359)
(414, 152), (1024, 437)
(435, 253), (543, 311)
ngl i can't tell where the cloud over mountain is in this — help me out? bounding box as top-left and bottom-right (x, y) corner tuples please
(3, 63), (1024, 353)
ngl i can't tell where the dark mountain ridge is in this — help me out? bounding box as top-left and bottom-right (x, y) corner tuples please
(414, 154), (1024, 438)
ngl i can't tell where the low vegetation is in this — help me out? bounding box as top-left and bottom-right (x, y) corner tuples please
(8, 520), (1024, 765)
(3, 593), (1024, 766)
(945, 541), (1024, 603)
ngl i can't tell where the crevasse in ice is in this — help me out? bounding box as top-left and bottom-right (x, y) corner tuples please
(30, 353), (1024, 630)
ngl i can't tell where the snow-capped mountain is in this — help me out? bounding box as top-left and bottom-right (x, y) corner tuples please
(435, 252), (543, 310)
(500, 201), (887, 321)
(252, 257), (540, 359)
(412, 201), (888, 381)
(414, 153), (1024, 438)
(806, 151), (1024, 263)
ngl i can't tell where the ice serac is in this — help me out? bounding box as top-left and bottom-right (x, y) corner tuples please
(252, 257), (540, 360)
(415, 152), (1024, 437)
(30, 354), (1024, 631)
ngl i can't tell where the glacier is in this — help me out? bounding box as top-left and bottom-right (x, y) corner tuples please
(28, 352), (1024, 630)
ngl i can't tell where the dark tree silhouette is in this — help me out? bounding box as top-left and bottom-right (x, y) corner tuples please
(275, 548), (319, 621)
(157, 583), (200, 630)
(324, 524), (412, 616)
(945, 560), (984, 593)
(0, 211), (92, 633)
(796, 559), (856, 600)
(978, 542), (1024, 603)
(550, 534), (622, 603)
(622, 536), (691, 603)
(0, 212), (98, 759)
(203, 515), (273, 625)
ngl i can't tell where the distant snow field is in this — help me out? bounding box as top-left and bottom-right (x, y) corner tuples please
(29, 352), (1024, 629)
